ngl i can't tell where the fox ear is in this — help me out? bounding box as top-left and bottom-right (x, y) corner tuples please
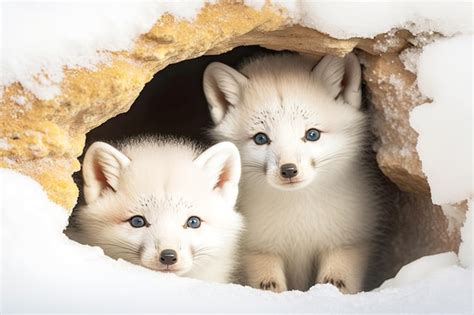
(194, 142), (241, 205)
(82, 142), (130, 204)
(311, 52), (362, 108)
(203, 62), (248, 124)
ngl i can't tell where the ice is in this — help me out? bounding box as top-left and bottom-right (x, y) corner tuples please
(1, 169), (472, 313)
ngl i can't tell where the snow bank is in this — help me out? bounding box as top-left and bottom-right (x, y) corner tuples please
(0, 1), (205, 99)
(2, 1), (473, 100)
(1, 169), (472, 313)
(459, 200), (473, 268)
(271, 1), (473, 39)
(410, 35), (473, 206)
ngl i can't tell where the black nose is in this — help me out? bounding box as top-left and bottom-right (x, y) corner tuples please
(280, 163), (298, 179)
(159, 249), (178, 265)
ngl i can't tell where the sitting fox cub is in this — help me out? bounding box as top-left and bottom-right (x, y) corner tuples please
(203, 53), (382, 293)
(67, 137), (244, 283)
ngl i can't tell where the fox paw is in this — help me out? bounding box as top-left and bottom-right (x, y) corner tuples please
(259, 278), (287, 293)
(322, 276), (346, 290)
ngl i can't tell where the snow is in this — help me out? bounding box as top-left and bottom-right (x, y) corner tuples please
(0, 1), (207, 100)
(0, 138), (10, 150)
(441, 203), (467, 234)
(378, 252), (459, 290)
(399, 47), (421, 73)
(279, 1), (473, 39)
(2, 1), (473, 100)
(459, 199), (473, 268)
(410, 35), (473, 205)
(1, 1), (473, 312)
(1, 168), (472, 313)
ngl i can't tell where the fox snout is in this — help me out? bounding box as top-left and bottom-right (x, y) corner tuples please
(280, 163), (298, 179)
(159, 249), (178, 265)
(266, 158), (314, 190)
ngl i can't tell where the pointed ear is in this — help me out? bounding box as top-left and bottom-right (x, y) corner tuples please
(311, 52), (362, 108)
(194, 142), (241, 206)
(82, 142), (130, 204)
(203, 62), (248, 124)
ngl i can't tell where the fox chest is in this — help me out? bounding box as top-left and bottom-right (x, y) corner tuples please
(239, 195), (357, 254)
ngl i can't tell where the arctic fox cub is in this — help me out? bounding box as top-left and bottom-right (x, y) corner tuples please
(67, 137), (244, 283)
(203, 53), (381, 293)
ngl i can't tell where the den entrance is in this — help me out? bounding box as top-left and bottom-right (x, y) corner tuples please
(72, 45), (458, 292)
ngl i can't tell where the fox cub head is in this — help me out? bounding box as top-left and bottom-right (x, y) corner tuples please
(204, 53), (367, 191)
(68, 139), (243, 280)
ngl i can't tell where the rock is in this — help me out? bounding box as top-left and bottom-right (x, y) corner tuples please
(361, 52), (430, 195)
(0, 2), (465, 277)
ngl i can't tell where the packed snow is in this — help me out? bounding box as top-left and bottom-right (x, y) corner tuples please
(1, 1), (473, 100)
(0, 1), (206, 99)
(459, 200), (473, 268)
(410, 35), (473, 206)
(280, 1), (473, 39)
(1, 1), (473, 313)
(1, 169), (472, 313)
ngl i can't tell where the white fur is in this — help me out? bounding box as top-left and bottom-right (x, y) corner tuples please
(67, 137), (244, 284)
(204, 53), (380, 293)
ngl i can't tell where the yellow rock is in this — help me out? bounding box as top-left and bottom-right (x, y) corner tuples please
(0, 2), (464, 275)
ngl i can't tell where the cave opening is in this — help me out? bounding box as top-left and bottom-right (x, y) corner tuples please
(70, 44), (460, 292)
(85, 46), (275, 145)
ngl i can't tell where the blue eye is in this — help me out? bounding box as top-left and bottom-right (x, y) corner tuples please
(305, 128), (321, 141)
(186, 216), (201, 229)
(253, 132), (270, 145)
(129, 215), (147, 228)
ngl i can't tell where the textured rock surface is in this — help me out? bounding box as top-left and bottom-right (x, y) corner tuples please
(0, 2), (418, 209)
(0, 2), (465, 277)
(362, 52), (430, 195)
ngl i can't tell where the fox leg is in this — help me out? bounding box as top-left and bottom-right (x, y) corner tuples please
(243, 253), (287, 293)
(316, 244), (370, 294)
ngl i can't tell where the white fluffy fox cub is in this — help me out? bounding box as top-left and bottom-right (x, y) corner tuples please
(67, 138), (244, 284)
(203, 53), (381, 293)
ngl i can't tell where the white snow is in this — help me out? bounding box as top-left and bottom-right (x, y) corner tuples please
(410, 35), (473, 206)
(399, 47), (421, 73)
(2, 1), (473, 100)
(459, 199), (473, 268)
(0, 1), (207, 100)
(1, 169), (472, 313)
(1, 1), (473, 312)
(278, 1), (473, 39)
(0, 138), (10, 150)
(378, 252), (459, 290)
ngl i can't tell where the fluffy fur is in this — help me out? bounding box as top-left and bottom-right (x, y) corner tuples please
(67, 137), (244, 284)
(203, 53), (382, 293)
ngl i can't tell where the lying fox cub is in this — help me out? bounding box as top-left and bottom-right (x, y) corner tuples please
(204, 53), (382, 293)
(67, 137), (244, 283)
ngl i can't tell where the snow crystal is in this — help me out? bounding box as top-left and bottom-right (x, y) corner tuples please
(1, 169), (472, 313)
(399, 47), (421, 73)
(410, 35), (473, 205)
(372, 30), (403, 54)
(0, 138), (10, 150)
(9, 95), (26, 106)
